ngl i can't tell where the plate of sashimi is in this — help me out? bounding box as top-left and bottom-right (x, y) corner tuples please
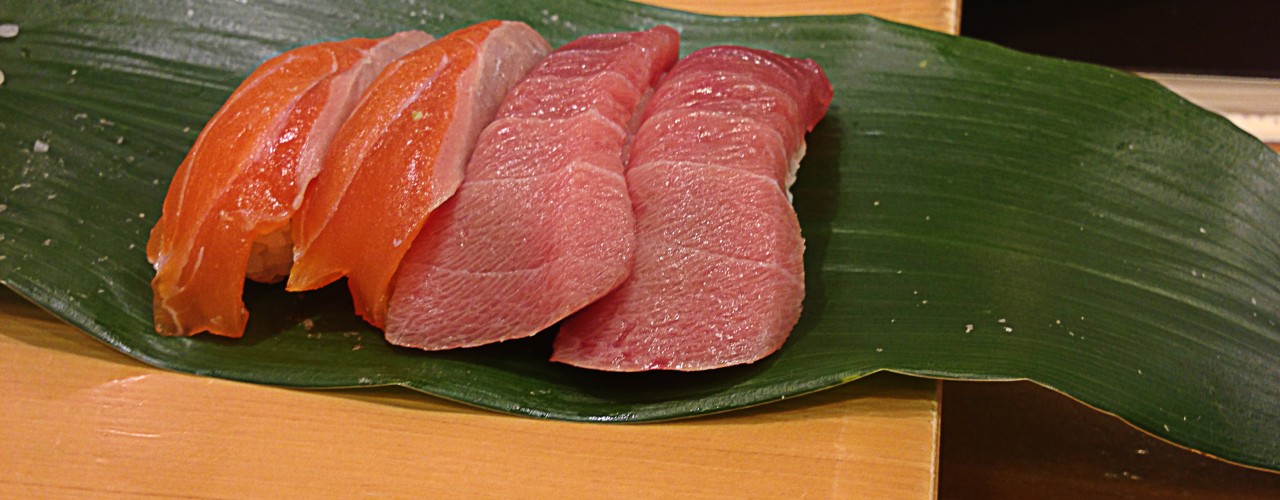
(150, 22), (825, 373)
(3, 5), (864, 419)
(4, 0), (1276, 432)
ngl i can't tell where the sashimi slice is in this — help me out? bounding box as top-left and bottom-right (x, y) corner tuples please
(146, 31), (433, 338)
(552, 46), (834, 371)
(287, 21), (550, 328)
(385, 26), (680, 350)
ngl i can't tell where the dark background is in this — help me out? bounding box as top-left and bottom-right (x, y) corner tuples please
(960, 0), (1280, 77)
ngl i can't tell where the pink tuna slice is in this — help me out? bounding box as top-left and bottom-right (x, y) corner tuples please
(552, 46), (834, 371)
(385, 26), (681, 349)
(288, 21), (552, 328)
(146, 31), (433, 337)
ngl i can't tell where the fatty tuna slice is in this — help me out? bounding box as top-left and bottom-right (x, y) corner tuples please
(553, 46), (834, 371)
(385, 26), (680, 349)
(287, 21), (551, 328)
(146, 31), (433, 337)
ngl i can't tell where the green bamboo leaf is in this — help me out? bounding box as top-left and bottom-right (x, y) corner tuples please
(1, 0), (1277, 470)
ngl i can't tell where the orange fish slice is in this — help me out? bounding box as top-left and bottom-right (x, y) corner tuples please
(287, 20), (550, 328)
(147, 31), (433, 337)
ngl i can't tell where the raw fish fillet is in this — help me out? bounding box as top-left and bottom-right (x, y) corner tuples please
(385, 26), (680, 349)
(553, 46), (834, 371)
(288, 21), (551, 328)
(146, 31), (433, 337)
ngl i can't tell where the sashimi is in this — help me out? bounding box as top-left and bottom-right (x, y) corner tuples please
(287, 20), (551, 328)
(553, 46), (834, 371)
(146, 31), (433, 338)
(385, 26), (680, 350)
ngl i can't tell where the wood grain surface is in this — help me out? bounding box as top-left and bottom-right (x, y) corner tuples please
(0, 289), (941, 498)
(0, 1), (959, 498)
(636, 0), (959, 32)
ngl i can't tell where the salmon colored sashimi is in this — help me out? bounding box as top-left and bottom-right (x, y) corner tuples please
(287, 21), (550, 328)
(146, 31), (433, 337)
(384, 26), (680, 350)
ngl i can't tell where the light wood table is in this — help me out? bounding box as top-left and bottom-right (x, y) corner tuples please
(0, 1), (958, 497)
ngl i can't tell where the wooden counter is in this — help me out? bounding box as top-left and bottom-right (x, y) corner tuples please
(0, 289), (941, 498)
(0, 1), (958, 498)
